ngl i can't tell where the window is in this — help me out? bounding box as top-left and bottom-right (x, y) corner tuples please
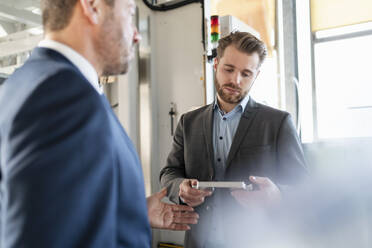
(314, 32), (372, 139)
(298, 0), (372, 141)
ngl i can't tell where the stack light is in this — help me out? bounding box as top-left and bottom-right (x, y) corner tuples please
(211, 15), (220, 46)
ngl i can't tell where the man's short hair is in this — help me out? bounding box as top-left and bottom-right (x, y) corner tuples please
(41, 0), (115, 31)
(217, 31), (267, 67)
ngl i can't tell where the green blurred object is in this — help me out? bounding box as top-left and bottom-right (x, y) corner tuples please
(211, 33), (220, 42)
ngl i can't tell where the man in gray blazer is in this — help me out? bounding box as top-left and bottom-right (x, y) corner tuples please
(160, 31), (308, 248)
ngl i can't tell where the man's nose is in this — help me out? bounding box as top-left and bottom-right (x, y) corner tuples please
(133, 27), (141, 44)
(230, 72), (241, 86)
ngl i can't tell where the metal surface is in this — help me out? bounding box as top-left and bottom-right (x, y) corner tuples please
(314, 28), (372, 43)
(0, 3), (41, 26)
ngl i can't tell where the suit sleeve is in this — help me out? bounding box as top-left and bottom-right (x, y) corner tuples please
(4, 70), (115, 248)
(159, 115), (187, 204)
(276, 114), (308, 189)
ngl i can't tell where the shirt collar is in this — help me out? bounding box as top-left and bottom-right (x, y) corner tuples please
(213, 94), (250, 114)
(38, 39), (102, 94)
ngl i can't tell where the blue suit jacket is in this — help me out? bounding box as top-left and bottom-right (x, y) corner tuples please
(0, 48), (151, 247)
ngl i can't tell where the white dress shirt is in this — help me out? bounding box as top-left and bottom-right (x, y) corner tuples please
(38, 39), (103, 94)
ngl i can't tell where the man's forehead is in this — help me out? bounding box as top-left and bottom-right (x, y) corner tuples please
(220, 54), (260, 71)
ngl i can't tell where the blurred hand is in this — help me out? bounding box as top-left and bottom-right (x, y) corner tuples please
(147, 188), (199, 231)
(179, 179), (212, 207)
(231, 176), (281, 208)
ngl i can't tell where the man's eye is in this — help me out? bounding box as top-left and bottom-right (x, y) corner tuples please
(225, 69), (233, 73)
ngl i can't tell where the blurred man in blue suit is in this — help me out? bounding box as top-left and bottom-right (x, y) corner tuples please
(0, 0), (198, 247)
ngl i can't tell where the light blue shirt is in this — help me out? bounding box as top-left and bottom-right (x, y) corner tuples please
(205, 94), (250, 247)
(212, 94), (250, 180)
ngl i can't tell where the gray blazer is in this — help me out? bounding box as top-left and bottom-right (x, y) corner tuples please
(160, 98), (308, 248)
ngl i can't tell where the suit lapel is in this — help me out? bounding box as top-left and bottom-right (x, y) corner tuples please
(203, 104), (215, 177)
(226, 98), (259, 168)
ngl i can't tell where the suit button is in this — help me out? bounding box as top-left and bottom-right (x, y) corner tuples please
(206, 206), (210, 211)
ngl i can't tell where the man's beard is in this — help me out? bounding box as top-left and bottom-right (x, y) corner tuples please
(214, 77), (248, 104)
(98, 14), (131, 76)
(101, 60), (129, 77)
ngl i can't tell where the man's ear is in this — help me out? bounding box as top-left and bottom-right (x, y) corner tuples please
(213, 58), (219, 71)
(79, 0), (100, 25)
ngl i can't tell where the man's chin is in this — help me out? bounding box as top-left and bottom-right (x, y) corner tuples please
(121, 63), (129, 75)
(102, 63), (129, 76)
(118, 66), (129, 75)
(220, 95), (241, 104)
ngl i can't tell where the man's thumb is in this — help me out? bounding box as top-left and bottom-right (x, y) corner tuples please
(156, 187), (167, 199)
(249, 176), (266, 185)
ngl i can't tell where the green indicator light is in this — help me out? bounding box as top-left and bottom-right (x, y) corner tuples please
(211, 33), (220, 42)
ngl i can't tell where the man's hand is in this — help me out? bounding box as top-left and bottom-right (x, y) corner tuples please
(231, 176), (281, 208)
(147, 188), (199, 231)
(179, 179), (212, 207)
